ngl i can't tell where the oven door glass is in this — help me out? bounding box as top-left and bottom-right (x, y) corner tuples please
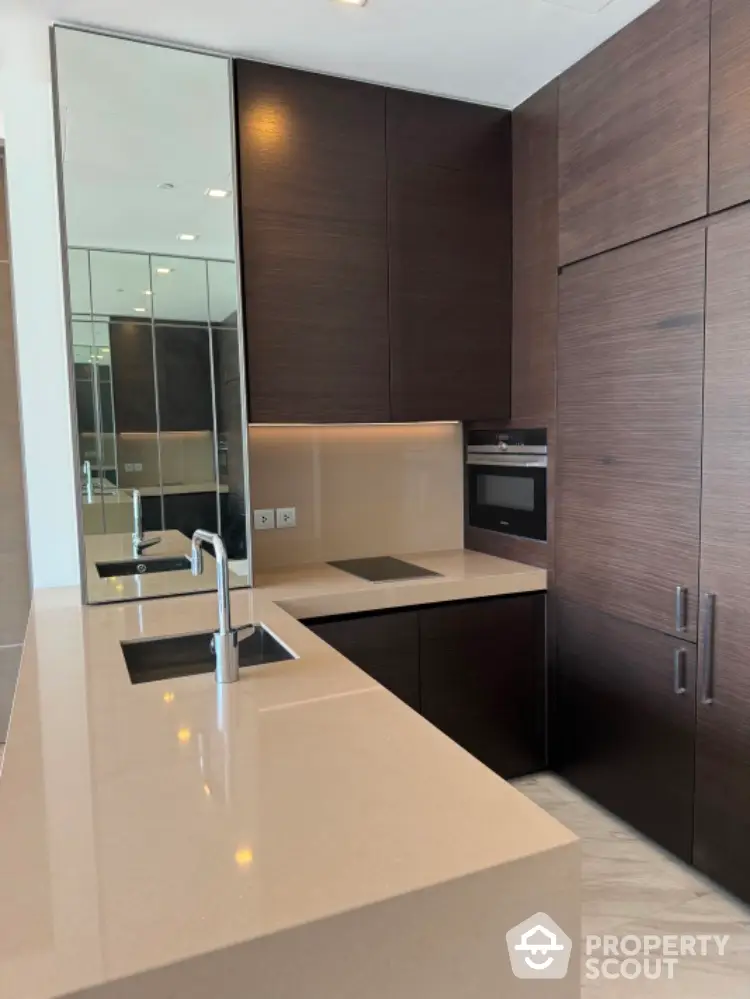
(468, 464), (547, 540)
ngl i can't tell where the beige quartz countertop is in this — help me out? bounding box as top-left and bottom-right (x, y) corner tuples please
(0, 552), (577, 999)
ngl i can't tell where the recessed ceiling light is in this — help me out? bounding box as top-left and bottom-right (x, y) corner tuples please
(205, 188), (230, 198)
(133, 306), (147, 313)
(143, 290), (153, 296)
(337, 0), (368, 5)
(177, 233), (198, 241)
(155, 267), (172, 275)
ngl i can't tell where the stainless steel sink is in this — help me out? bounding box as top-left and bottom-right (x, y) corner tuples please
(96, 555), (191, 578)
(121, 626), (294, 684)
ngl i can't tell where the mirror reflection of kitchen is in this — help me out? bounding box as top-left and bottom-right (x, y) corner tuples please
(56, 28), (251, 603)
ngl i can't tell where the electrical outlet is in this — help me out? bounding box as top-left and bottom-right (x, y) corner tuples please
(134, 462), (143, 472)
(253, 508), (275, 531)
(276, 507), (296, 529)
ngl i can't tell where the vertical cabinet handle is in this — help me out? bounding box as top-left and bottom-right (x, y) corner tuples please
(673, 648), (687, 696)
(700, 593), (716, 706)
(675, 585), (688, 633)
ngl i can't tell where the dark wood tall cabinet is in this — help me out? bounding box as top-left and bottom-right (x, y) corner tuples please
(387, 90), (512, 422)
(709, 0), (750, 213)
(109, 320), (157, 433)
(235, 61), (390, 424)
(558, 0), (710, 265)
(557, 228), (706, 640)
(511, 81), (558, 424)
(554, 599), (697, 862)
(693, 209), (750, 902)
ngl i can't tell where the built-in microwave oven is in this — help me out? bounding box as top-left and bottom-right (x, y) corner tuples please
(466, 428), (547, 541)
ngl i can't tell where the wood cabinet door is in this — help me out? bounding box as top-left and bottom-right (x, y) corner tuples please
(694, 209), (750, 904)
(109, 320), (157, 434)
(557, 228), (706, 640)
(709, 0), (750, 213)
(235, 61), (390, 424)
(558, 0), (710, 265)
(512, 81), (558, 424)
(387, 90), (512, 422)
(419, 594), (546, 779)
(154, 325), (214, 433)
(554, 599), (697, 862)
(307, 610), (420, 712)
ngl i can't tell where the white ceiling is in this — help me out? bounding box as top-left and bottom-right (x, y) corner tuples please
(4, 0), (658, 110)
(55, 28), (237, 261)
(4, 0), (661, 321)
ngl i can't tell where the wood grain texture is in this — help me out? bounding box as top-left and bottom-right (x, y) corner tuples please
(709, 0), (750, 213)
(556, 228), (706, 640)
(0, 154), (30, 646)
(109, 320), (158, 434)
(235, 60), (390, 424)
(154, 325), (213, 433)
(553, 598), (697, 863)
(307, 609), (420, 712)
(512, 81), (558, 423)
(420, 594), (547, 779)
(387, 89), (512, 422)
(694, 208), (750, 904)
(558, 0), (710, 265)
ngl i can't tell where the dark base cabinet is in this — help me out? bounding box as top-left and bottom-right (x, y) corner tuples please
(305, 593), (546, 781)
(419, 594), (546, 780)
(307, 609), (421, 712)
(553, 598), (697, 863)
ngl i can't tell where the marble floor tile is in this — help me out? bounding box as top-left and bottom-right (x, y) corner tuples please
(514, 774), (750, 996)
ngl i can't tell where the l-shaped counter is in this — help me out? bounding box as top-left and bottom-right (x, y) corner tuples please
(0, 549), (580, 999)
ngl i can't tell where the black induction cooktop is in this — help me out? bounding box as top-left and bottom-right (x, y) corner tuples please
(328, 556), (442, 583)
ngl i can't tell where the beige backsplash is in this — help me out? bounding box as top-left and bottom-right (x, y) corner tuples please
(248, 423), (464, 570)
(117, 432), (216, 488)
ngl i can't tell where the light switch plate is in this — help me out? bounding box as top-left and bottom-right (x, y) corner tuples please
(276, 507), (296, 529)
(253, 508), (275, 531)
(124, 463), (135, 473)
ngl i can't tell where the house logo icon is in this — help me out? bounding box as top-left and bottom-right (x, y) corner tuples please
(506, 912), (573, 979)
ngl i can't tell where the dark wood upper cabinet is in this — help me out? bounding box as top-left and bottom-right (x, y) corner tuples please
(558, 0), (710, 265)
(511, 81), (558, 424)
(154, 324), (214, 433)
(420, 594), (546, 779)
(306, 609), (420, 712)
(557, 228), (706, 640)
(554, 598), (697, 863)
(693, 209), (750, 905)
(709, 0), (750, 213)
(235, 60), (390, 423)
(109, 319), (157, 434)
(387, 89), (512, 422)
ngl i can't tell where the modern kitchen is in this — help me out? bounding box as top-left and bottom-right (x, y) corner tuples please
(1, 0), (750, 995)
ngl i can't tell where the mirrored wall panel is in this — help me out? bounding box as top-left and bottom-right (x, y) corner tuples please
(54, 28), (251, 603)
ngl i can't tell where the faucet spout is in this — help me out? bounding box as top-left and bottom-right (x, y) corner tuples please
(132, 488), (161, 556)
(191, 529), (240, 683)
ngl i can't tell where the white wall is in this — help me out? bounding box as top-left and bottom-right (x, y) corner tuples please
(0, 11), (82, 590)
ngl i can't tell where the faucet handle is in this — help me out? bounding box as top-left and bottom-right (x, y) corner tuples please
(234, 624), (256, 643)
(191, 545), (204, 576)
